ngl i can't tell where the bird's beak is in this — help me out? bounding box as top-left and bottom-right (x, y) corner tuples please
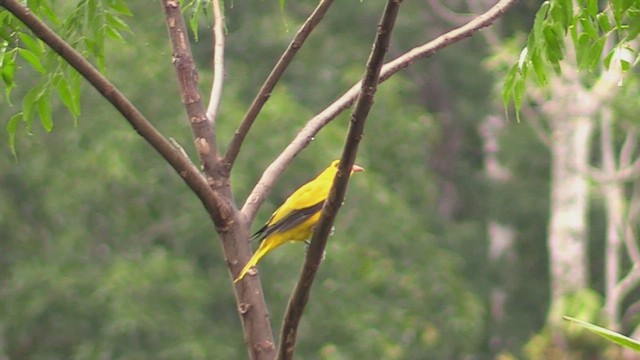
(351, 164), (365, 173)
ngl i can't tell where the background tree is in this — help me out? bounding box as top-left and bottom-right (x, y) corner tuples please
(505, 0), (640, 357)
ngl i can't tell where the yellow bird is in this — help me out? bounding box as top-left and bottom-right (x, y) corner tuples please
(234, 159), (364, 283)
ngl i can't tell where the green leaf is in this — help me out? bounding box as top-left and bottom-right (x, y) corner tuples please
(564, 317), (640, 351)
(531, 50), (547, 85)
(188, 0), (203, 42)
(513, 73), (525, 117)
(543, 25), (564, 63)
(22, 86), (42, 125)
(17, 48), (46, 74)
(585, 37), (606, 70)
(625, 17), (640, 41)
(6, 112), (22, 156)
(575, 32), (590, 68)
(502, 64), (518, 110)
(106, 0), (133, 16)
(579, 15), (599, 40)
(604, 48), (616, 69)
(27, 0), (41, 11)
(105, 11), (132, 33)
(612, 0), (623, 27)
(38, 1), (62, 27)
(562, 0), (573, 30)
(1, 51), (16, 86)
(597, 13), (612, 33)
(87, 0), (98, 26)
(549, 2), (568, 31)
(586, 0), (598, 17)
(533, 2), (551, 40)
(37, 88), (53, 132)
(67, 69), (82, 124)
(104, 26), (124, 42)
(18, 32), (43, 55)
(56, 74), (80, 119)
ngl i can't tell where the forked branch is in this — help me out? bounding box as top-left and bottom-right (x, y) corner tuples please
(224, 0), (336, 168)
(242, 0), (518, 222)
(0, 0), (226, 223)
(276, 1), (402, 359)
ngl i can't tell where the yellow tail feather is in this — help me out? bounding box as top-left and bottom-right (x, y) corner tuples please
(234, 240), (278, 283)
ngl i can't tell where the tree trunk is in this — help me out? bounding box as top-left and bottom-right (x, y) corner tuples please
(600, 112), (626, 331)
(547, 115), (593, 321)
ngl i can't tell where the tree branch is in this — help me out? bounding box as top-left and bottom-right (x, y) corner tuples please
(223, 0), (335, 168)
(163, 3), (279, 358)
(619, 127), (637, 169)
(162, 0), (222, 181)
(205, 0), (225, 124)
(614, 266), (640, 308)
(591, 157), (640, 183)
(241, 0), (518, 222)
(625, 178), (640, 263)
(0, 0), (229, 224)
(276, 1), (402, 359)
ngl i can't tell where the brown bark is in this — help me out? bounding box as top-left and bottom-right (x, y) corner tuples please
(161, 2), (275, 359)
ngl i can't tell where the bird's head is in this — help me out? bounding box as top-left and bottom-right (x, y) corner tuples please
(329, 159), (365, 175)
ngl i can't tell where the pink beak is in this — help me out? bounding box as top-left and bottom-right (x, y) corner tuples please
(351, 164), (365, 173)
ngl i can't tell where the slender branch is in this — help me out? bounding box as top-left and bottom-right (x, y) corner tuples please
(619, 127), (637, 168)
(614, 266), (640, 306)
(241, 0), (518, 222)
(205, 0), (225, 124)
(0, 0), (228, 224)
(223, 0), (335, 168)
(276, 1), (402, 359)
(162, 0), (222, 181)
(591, 157), (640, 183)
(625, 178), (640, 263)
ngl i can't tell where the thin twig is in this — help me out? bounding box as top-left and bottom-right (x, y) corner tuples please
(276, 1), (402, 359)
(0, 0), (226, 223)
(625, 178), (640, 263)
(241, 0), (518, 222)
(619, 127), (637, 168)
(223, 0), (335, 168)
(591, 157), (640, 183)
(614, 266), (640, 306)
(205, 0), (225, 124)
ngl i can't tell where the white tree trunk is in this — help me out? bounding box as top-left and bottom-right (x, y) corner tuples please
(547, 116), (593, 314)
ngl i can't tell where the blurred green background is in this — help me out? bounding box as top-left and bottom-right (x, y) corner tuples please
(1, 1), (625, 359)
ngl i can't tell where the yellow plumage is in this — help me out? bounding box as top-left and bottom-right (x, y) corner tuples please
(234, 159), (364, 283)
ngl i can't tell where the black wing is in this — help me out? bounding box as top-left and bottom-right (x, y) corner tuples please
(252, 201), (324, 243)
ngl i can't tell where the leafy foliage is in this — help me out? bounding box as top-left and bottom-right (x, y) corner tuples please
(180, 0), (212, 41)
(1, 0), (132, 154)
(503, 0), (640, 114)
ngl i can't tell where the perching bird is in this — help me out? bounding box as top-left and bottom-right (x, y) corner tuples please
(234, 159), (364, 283)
